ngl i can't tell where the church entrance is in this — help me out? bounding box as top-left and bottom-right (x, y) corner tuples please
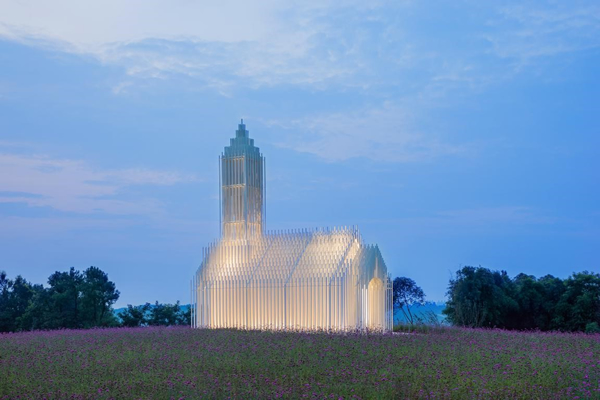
(367, 277), (384, 329)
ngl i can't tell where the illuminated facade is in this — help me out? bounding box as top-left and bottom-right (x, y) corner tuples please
(192, 121), (392, 331)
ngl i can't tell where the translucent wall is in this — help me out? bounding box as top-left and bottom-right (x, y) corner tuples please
(192, 122), (392, 332)
(192, 227), (393, 332)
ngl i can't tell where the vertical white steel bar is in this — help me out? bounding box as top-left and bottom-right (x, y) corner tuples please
(309, 276), (313, 329)
(219, 156), (222, 237)
(263, 157), (266, 231)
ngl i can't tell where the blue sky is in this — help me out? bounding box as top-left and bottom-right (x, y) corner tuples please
(0, 0), (598, 307)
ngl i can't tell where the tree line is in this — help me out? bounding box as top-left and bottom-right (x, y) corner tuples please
(4, 266), (598, 333)
(118, 302), (190, 327)
(443, 266), (600, 333)
(0, 267), (189, 333)
(392, 268), (600, 333)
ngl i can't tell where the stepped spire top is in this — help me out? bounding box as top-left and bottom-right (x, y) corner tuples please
(236, 119), (248, 138)
(220, 119), (264, 240)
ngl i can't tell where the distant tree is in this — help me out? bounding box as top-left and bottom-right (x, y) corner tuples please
(508, 273), (546, 330)
(0, 271), (14, 332)
(148, 301), (185, 326)
(444, 268), (600, 332)
(443, 266), (517, 328)
(9, 276), (36, 330)
(180, 306), (191, 326)
(18, 283), (49, 331)
(586, 322), (600, 334)
(0, 273), (37, 332)
(80, 266), (120, 327)
(537, 274), (566, 331)
(119, 301), (190, 327)
(46, 268), (84, 329)
(119, 303), (151, 327)
(505, 273), (568, 331)
(553, 271), (600, 332)
(392, 277), (426, 325)
(0, 267), (119, 332)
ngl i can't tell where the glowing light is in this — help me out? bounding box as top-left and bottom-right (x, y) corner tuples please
(192, 121), (392, 331)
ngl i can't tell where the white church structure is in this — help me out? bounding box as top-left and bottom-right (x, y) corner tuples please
(192, 121), (392, 331)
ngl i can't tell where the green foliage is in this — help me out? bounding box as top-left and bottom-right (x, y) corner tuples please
(80, 266), (120, 328)
(46, 267), (84, 329)
(18, 283), (49, 331)
(554, 271), (600, 332)
(444, 266), (600, 332)
(443, 266), (517, 328)
(148, 301), (190, 326)
(0, 273), (36, 332)
(0, 266), (120, 332)
(118, 301), (190, 327)
(119, 303), (152, 327)
(0, 267), (190, 332)
(586, 322), (600, 334)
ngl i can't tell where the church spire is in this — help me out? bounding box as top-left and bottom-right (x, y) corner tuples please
(220, 120), (265, 240)
(236, 119), (248, 138)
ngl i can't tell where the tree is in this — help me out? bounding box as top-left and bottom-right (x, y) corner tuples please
(554, 271), (600, 332)
(509, 273), (546, 330)
(46, 267), (84, 329)
(18, 284), (49, 331)
(80, 266), (120, 327)
(0, 273), (36, 332)
(119, 302), (190, 327)
(537, 274), (566, 331)
(0, 271), (14, 332)
(392, 277), (425, 325)
(0, 267), (119, 332)
(504, 273), (568, 331)
(119, 303), (151, 327)
(180, 306), (192, 326)
(9, 276), (36, 330)
(443, 266), (517, 328)
(148, 301), (186, 326)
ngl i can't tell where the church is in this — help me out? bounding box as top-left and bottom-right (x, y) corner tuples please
(191, 121), (392, 331)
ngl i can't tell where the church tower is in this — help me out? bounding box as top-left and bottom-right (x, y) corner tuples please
(220, 120), (265, 240)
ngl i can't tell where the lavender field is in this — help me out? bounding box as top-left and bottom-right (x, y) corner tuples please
(1, 326), (599, 399)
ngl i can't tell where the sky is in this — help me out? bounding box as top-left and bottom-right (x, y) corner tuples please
(0, 0), (598, 307)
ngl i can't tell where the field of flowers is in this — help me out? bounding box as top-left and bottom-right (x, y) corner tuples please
(1, 326), (599, 399)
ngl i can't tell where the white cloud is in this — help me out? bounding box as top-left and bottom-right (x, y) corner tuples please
(1, 0), (597, 91)
(0, 0), (349, 85)
(267, 103), (469, 162)
(1, 1), (597, 164)
(0, 0), (279, 49)
(0, 0), (419, 89)
(111, 81), (133, 95)
(487, 3), (600, 64)
(0, 150), (195, 214)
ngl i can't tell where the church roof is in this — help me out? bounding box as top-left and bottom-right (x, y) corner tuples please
(197, 227), (385, 284)
(223, 120), (261, 157)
